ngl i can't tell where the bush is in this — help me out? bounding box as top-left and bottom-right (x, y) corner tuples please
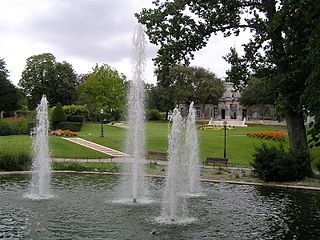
(49, 129), (77, 137)
(67, 115), (84, 123)
(52, 102), (66, 128)
(0, 121), (13, 136)
(147, 109), (162, 121)
(251, 144), (312, 181)
(0, 151), (31, 171)
(247, 131), (285, 141)
(55, 121), (82, 132)
(3, 117), (33, 135)
(63, 105), (88, 117)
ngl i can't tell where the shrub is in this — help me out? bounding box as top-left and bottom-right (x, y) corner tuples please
(251, 144), (312, 181)
(51, 102), (66, 128)
(3, 117), (33, 135)
(147, 109), (162, 120)
(66, 115), (84, 123)
(0, 150), (31, 171)
(63, 105), (88, 117)
(55, 121), (82, 132)
(49, 129), (77, 137)
(247, 131), (285, 141)
(0, 121), (13, 136)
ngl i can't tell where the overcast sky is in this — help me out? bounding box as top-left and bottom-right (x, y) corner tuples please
(0, 0), (251, 86)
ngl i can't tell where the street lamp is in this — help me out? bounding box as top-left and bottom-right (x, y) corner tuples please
(100, 109), (104, 137)
(223, 121), (227, 158)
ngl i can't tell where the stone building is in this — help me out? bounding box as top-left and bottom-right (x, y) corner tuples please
(179, 82), (276, 120)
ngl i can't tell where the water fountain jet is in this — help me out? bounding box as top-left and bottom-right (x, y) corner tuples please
(117, 24), (148, 203)
(28, 95), (52, 199)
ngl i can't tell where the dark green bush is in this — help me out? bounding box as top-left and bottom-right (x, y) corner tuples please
(0, 151), (31, 171)
(147, 109), (162, 121)
(0, 121), (13, 136)
(251, 144), (312, 181)
(55, 121), (82, 132)
(52, 102), (66, 128)
(66, 115), (84, 123)
(4, 117), (33, 135)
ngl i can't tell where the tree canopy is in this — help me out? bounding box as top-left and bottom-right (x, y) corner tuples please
(168, 65), (224, 105)
(136, 0), (320, 151)
(77, 64), (126, 116)
(19, 53), (78, 109)
(0, 58), (20, 113)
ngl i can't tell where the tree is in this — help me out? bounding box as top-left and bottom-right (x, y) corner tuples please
(0, 58), (19, 113)
(169, 65), (224, 106)
(77, 64), (126, 116)
(19, 53), (78, 109)
(51, 102), (66, 128)
(239, 77), (276, 107)
(136, 0), (320, 155)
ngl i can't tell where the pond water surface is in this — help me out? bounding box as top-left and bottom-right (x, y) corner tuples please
(0, 173), (319, 239)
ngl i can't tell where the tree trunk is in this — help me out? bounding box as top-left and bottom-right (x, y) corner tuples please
(285, 109), (308, 151)
(165, 110), (169, 121)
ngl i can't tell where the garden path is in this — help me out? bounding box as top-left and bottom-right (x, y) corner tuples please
(62, 137), (129, 158)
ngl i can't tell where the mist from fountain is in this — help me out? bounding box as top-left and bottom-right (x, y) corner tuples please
(185, 102), (201, 195)
(28, 95), (52, 199)
(118, 24), (147, 203)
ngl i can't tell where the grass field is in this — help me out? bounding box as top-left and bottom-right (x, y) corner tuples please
(0, 121), (319, 167)
(0, 135), (108, 159)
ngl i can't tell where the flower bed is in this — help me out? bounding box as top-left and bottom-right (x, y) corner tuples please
(247, 131), (285, 141)
(49, 129), (77, 137)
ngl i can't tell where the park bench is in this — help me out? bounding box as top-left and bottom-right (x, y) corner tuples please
(146, 151), (168, 161)
(205, 157), (229, 168)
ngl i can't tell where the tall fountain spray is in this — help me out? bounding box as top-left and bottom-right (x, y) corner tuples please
(185, 102), (201, 194)
(28, 95), (52, 199)
(122, 24), (147, 203)
(160, 108), (186, 221)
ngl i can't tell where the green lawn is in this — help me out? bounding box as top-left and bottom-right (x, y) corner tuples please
(0, 121), (319, 167)
(0, 135), (107, 159)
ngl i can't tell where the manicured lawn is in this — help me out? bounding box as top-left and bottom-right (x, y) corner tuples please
(0, 135), (108, 159)
(0, 121), (319, 168)
(78, 122), (286, 165)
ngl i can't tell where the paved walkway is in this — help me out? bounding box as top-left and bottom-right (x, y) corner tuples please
(62, 137), (129, 158)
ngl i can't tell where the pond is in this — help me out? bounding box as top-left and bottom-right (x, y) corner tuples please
(0, 173), (319, 239)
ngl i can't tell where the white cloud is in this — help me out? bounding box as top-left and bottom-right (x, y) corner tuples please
(0, 0), (250, 86)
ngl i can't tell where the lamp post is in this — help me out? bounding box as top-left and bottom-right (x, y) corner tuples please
(223, 121), (227, 158)
(100, 109), (104, 137)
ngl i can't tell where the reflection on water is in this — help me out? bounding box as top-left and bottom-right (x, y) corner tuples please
(0, 173), (319, 239)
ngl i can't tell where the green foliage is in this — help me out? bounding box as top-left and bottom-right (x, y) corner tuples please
(0, 120), (13, 136)
(0, 58), (20, 112)
(147, 109), (162, 121)
(19, 53), (78, 109)
(63, 105), (88, 117)
(77, 64), (126, 116)
(3, 117), (33, 135)
(251, 144), (312, 181)
(51, 102), (66, 127)
(169, 65), (224, 105)
(0, 150), (31, 171)
(66, 115), (84, 123)
(239, 77), (276, 107)
(55, 122), (82, 132)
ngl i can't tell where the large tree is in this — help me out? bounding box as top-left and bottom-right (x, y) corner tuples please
(136, 0), (320, 153)
(77, 64), (126, 116)
(0, 58), (19, 113)
(168, 65), (224, 105)
(19, 53), (77, 109)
